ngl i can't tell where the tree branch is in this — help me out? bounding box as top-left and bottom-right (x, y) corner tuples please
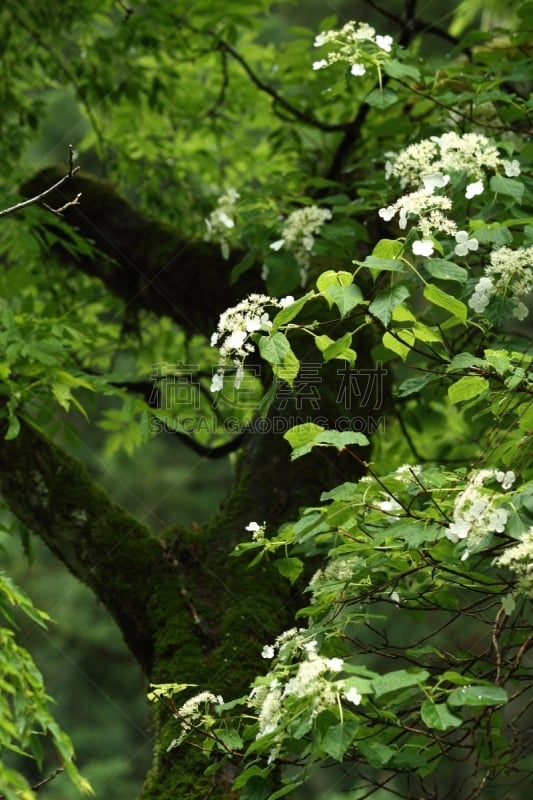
(0, 147), (80, 218)
(0, 415), (161, 672)
(20, 167), (263, 338)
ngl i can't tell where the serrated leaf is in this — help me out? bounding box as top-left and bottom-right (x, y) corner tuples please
(271, 291), (314, 332)
(448, 376), (489, 403)
(320, 719), (359, 760)
(272, 349), (300, 387)
(370, 286), (410, 326)
(423, 284), (467, 323)
(365, 88), (399, 108)
(324, 283), (363, 317)
(258, 332), (290, 364)
(355, 255), (404, 272)
(490, 174), (524, 204)
(384, 59), (421, 80)
(425, 258), (468, 283)
(447, 685), (507, 707)
(372, 239), (404, 260)
(322, 332), (355, 363)
(372, 668), (429, 698)
(382, 330), (414, 361)
(316, 270), (353, 291)
(275, 557), (303, 583)
(421, 700), (462, 730)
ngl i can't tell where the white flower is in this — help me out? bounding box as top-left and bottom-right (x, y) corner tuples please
(422, 172), (450, 192)
(378, 205), (395, 221)
(495, 470), (515, 490)
(326, 657), (344, 672)
(503, 159), (520, 177)
(270, 206), (332, 282)
(465, 180), (484, 199)
(454, 230), (479, 257)
(279, 295), (295, 308)
(270, 239), (285, 251)
(262, 645), (275, 659)
(412, 239), (434, 257)
(350, 62), (366, 76)
(468, 275), (495, 313)
(312, 59), (328, 70)
(344, 687), (362, 706)
(376, 34), (393, 52)
(204, 188), (240, 259)
(210, 372), (224, 392)
(314, 32), (328, 47)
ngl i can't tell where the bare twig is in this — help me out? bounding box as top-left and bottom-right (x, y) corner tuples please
(0, 146), (81, 218)
(0, 766), (64, 799)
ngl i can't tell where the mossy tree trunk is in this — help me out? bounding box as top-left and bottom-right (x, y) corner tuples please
(0, 173), (371, 797)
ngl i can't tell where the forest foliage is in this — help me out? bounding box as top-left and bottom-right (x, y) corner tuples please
(0, 1), (532, 799)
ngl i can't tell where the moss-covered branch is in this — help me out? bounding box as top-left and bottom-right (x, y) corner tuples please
(21, 167), (262, 337)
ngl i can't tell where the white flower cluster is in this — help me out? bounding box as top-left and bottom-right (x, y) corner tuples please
(246, 520), (266, 541)
(270, 206), (332, 285)
(312, 21), (393, 77)
(168, 690), (223, 749)
(469, 245), (533, 320)
(204, 188), (240, 260)
(251, 629), (361, 756)
(379, 133), (521, 259)
(446, 469), (514, 553)
(493, 527), (533, 599)
(210, 293), (294, 390)
(385, 133), (510, 189)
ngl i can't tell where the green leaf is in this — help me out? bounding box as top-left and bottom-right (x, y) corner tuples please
(355, 255), (404, 272)
(424, 258), (468, 283)
(271, 291), (314, 332)
(365, 88), (399, 108)
(316, 270), (353, 291)
(447, 685), (508, 707)
(324, 283), (363, 317)
(384, 59), (421, 80)
(448, 376), (489, 403)
(284, 422), (325, 451)
(421, 700), (462, 730)
(272, 349), (300, 387)
(423, 283), (467, 323)
(284, 424), (368, 460)
(489, 174), (524, 204)
(320, 332), (356, 363)
(357, 740), (395, 767)
(382, 330), (414, 361)
(320, 718), (359, 760)
(372, 239), (404, 260)
(259, 333), (300, 386)
(369, 286), (410, 326)
(372, 668), (429, 698)
(275, 557), (304, 583)
(258, 332), (290, 365)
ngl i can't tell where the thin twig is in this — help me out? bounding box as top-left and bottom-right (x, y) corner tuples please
(0, 767), (64, 799)
(0, 147), (80, 219)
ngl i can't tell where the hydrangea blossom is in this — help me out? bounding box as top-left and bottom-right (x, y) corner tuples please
(204, 188), (240, 259)
(378, 188), (456, 241)
(249, 629), (356, 752)
(384, 133), (509, 189)
(246, 520), (266, 541)
(446, 469), (509, 551)
(270, 206), (332, 285)
(210, 293), (294, 389)
(312, 21), (393, 77)
(168, 691), (224, 749)
(493, 527), (533, 599)
(454, 230), (479, 257)
(469, 245), (533, 319)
